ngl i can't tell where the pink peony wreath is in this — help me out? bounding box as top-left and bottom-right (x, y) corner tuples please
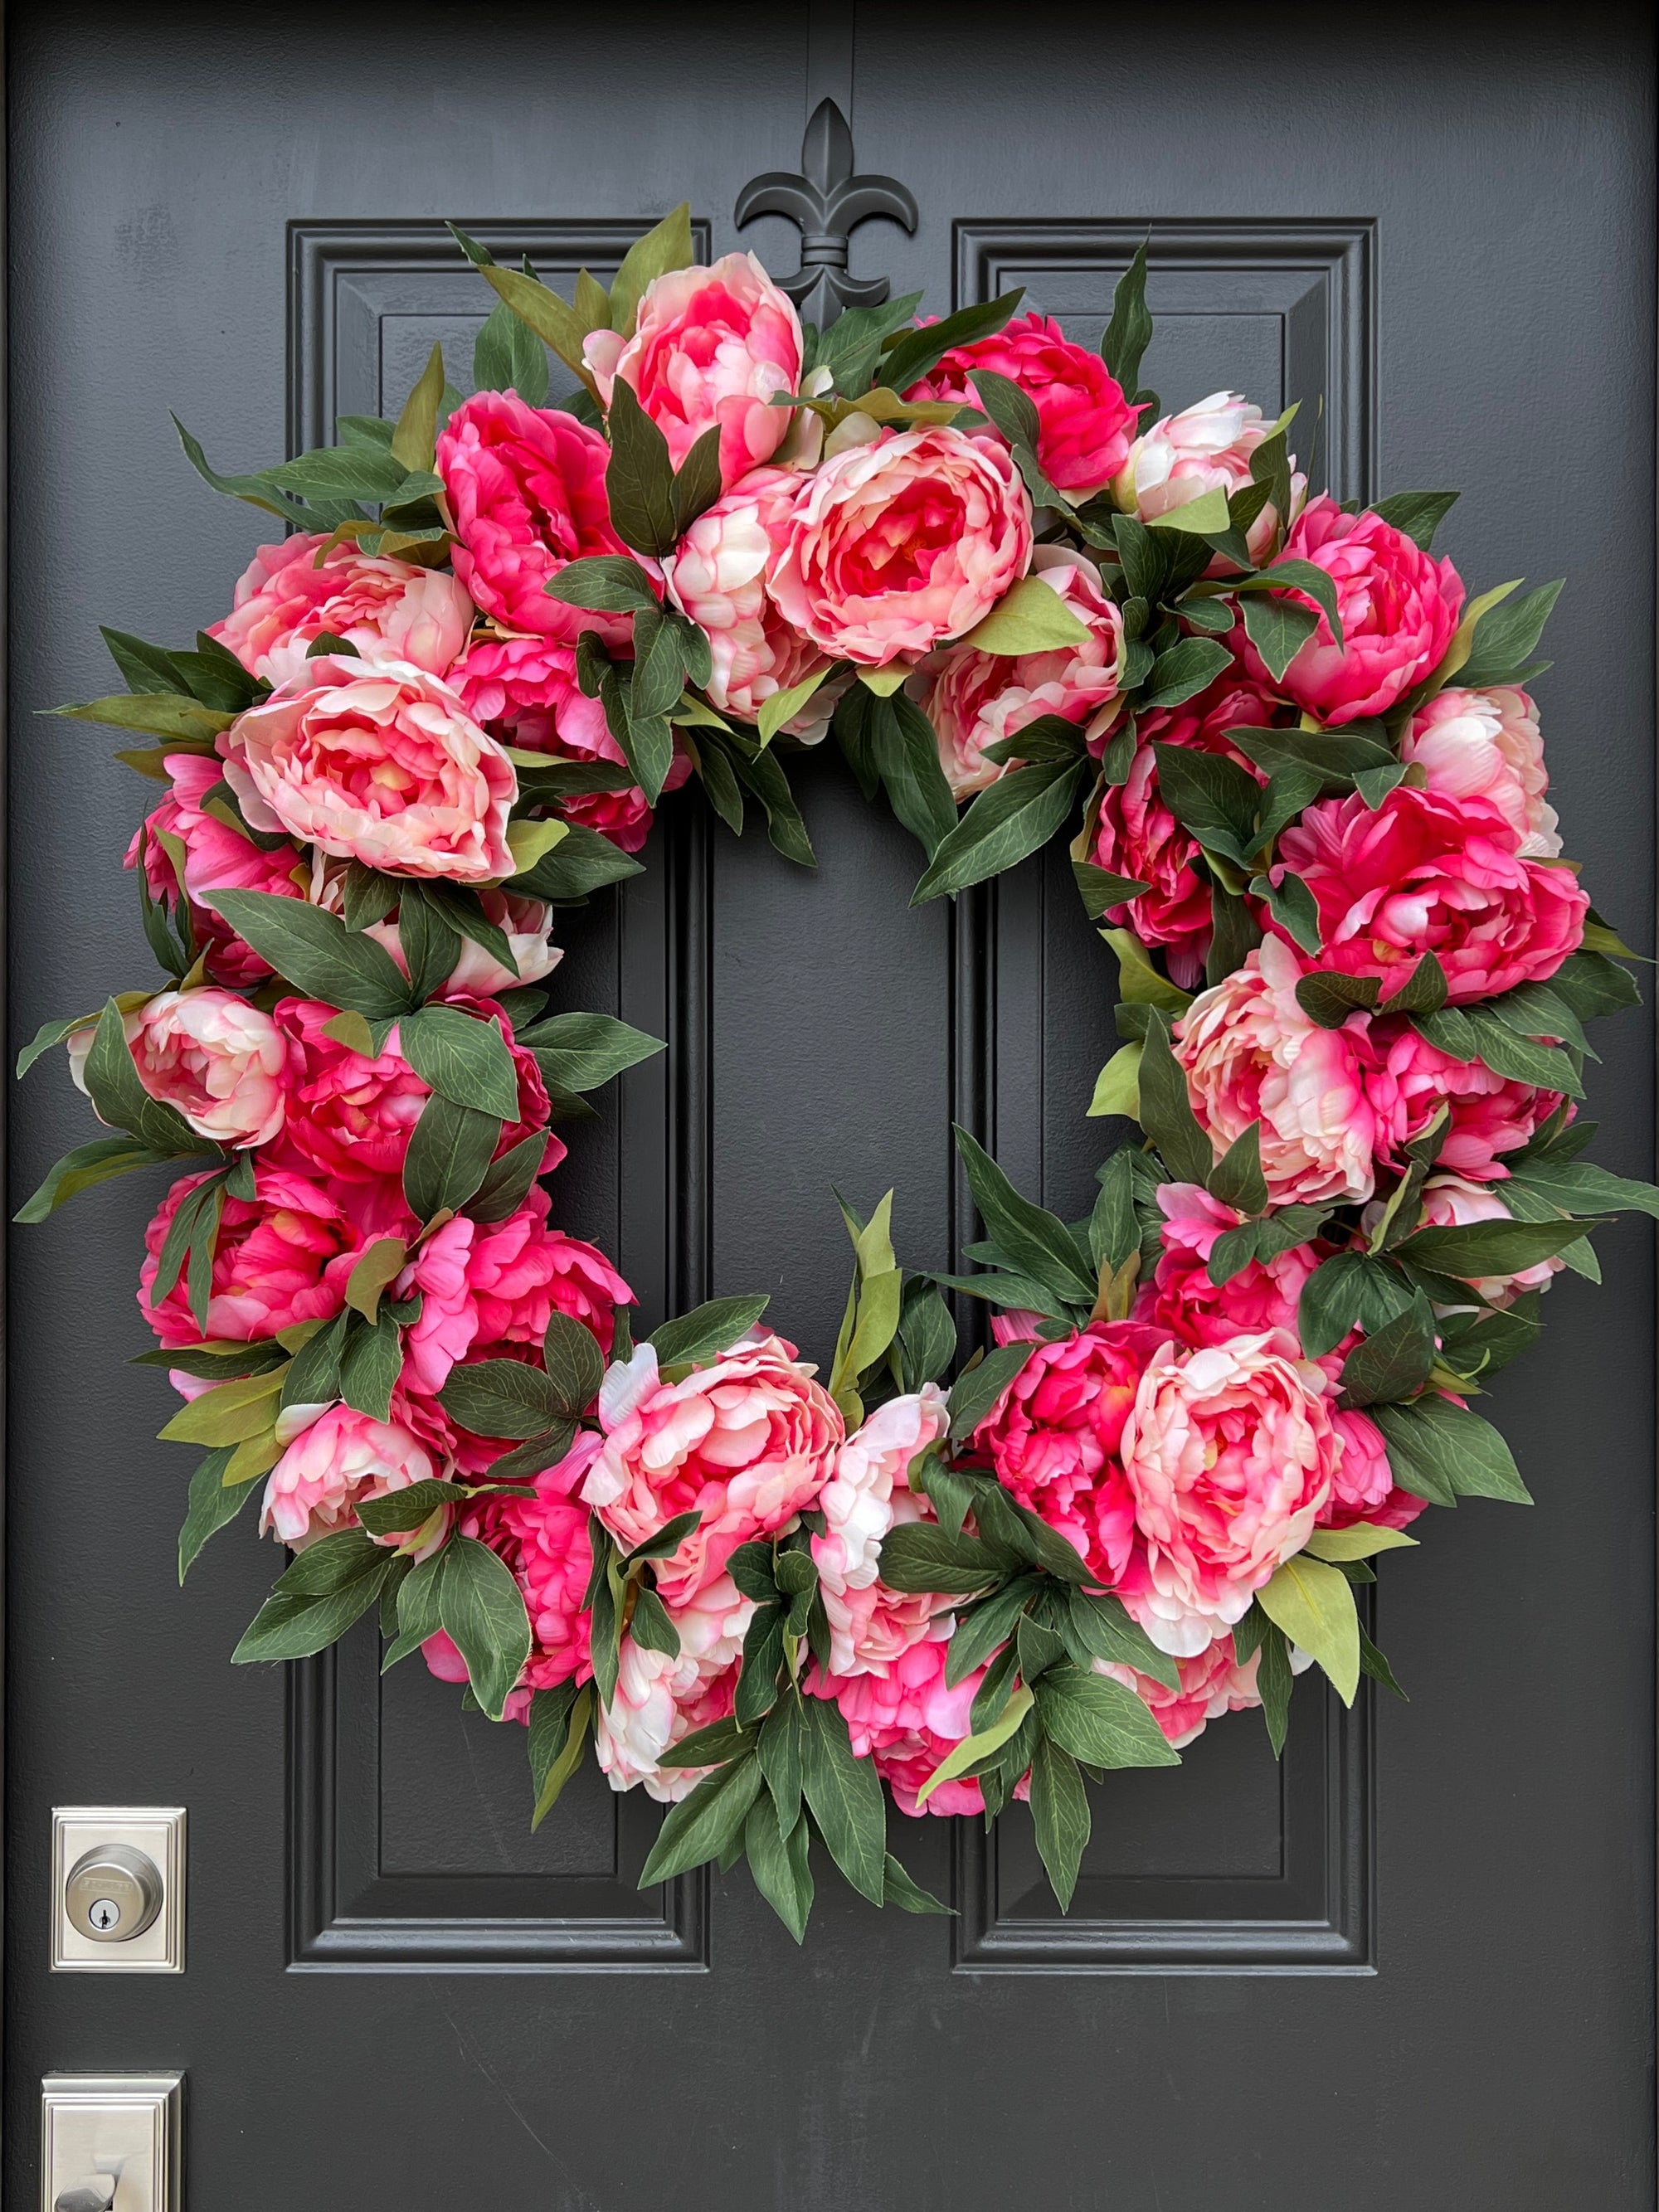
(21, 210), (1656, 1937)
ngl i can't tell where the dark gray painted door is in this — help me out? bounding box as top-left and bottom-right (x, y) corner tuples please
(7, 7), (1655, 2206)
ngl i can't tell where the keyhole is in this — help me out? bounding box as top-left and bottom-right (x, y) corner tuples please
(89, 1899), (120, 1932)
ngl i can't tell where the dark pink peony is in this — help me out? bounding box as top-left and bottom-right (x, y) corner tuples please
(1273, 785), (1588, 1004)
(140, 1164), (371, 1348)
(436, 391), (640, 644)
(906, 310), (1139, 495)
(1319, 1407), (1426, 1534)
(126, 751), (305, 989)
(1247, 496), (1463, 725)
(1372, 1017), (1563, 1181)
(810, 1635), (1023, 1819)
(971, 1320), (1170, 1585)
(1140, 1183), (1321, 1349)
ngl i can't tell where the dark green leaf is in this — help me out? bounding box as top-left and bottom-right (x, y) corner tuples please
(1239, 592), (1319, 683)
(1373, 1394), (1531, 1505)
(516, 1011), (664, 1091)
(670, 425), (724, 536)
(1370, 490), (1459, 550)
(1391, 1216), (1599, 1281)
(911, 759), (1086, 902)
(868, 693), (959, 861)
(1208, 1123), (1267, 1215)
(1034, 1663), (1180, 1768)
(1295, 971), (1381, 1028)
(464, 1130), (547, 1225)
(472, 298), (550, 406)
(1136, 1009), (1214, 1186)
(1029, 1735), (1091, 1911)
(14, 1135), (179, 1223)
(953, 1126), (1096, 1307)
(209, 891), (411, 1018)
(1337, 1295), (1438, 1408)
(1459, 579), (1564, 689)
(601, 376), (679, 556)
(399, 1004), (520, 1121)
(1059, 1589), (1180, 1689)
(877, 1523), (1002, 1596)
(438, 1534), (533, 1720)
(338, 1309), (402, 1422)
(178, 1446), (255, 1582)
(651, 1295), (770, 1369)
(1140, 637), (1232, 712)
(882, 1853), (953, 1916)
(1100, 242), (1152, 393)
(438, 1358), (565, 1439)
(745, 1791), (811, 1942)
(881, 289), (1024, 399)
(511, 820), (647, 902)
(798, 1695), (887, 1903)
(639, 1754), (764, 1884)
(946, 1340), (1039, 1443)
(401, 1094), (501, 1221)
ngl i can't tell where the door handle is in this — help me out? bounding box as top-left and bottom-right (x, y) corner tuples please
(54, 2176), (119, 2212)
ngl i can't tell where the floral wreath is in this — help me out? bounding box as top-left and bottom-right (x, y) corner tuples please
(22, 207), (1654, 1937)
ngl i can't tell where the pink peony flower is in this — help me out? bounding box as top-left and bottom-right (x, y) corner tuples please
(766, 425), (1032, 668)
(1248, 496), (1463, 726)
(1140, 1182), (1321, 1349)
(1273, 785), (1588, 1004)
(361, 887), (561, 999)
(140, 1164), (370, 1348)
(595, 1572), (755, 1801)
(450, 631), (686, 853)
(206, 533), (474, 687)
(811, 1635), (1024, 1818)
(221, 656), (516, 882)
(1099, 1632), (1264, 1749)
(436, 391), (639, 644)
(1408, 1172), (1567, 1305)
(1174, 934), (1389, 1205)
(661, 466), (837, 736)
(905, 310), (1137, 495)
(812, 1386), (951, 1677)
(912, 547), (1125, 796)
(1372, 1017), (1562, 1182)
(1320, 1407), (1426, 1534)
(261, 1402), (439, 1548)
(1090, 673), (1281, 989)
(270, 997), (548, 1200)
(1117, 1330), (1340, 1655)
(581, 1332), (843, 1602)
(1112, 391), (1306, 566)
(127, 752), (305, 989)
(1402, 685), (1559, 857)
(422, 1433), (601, 1709)
(73, 989), (287, 1150)
(971, 1320), (1170, 1585)
(585, 253), (803, 491)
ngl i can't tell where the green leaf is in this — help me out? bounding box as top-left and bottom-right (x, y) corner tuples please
(918, 1682), (1035, 1806)
(757, 664), (833, 748)
(1029, 1734), (1092, 1911)
(1392, 1216), (1598, 1281)
(944, 1578), (1039, 1686)
(1073, 861), (1151, 920)
(397, 1004), (520, 1121)
(1507, 1156), (1659, 1222)
(178, 1446), (257, 1581)
(437, 1534), (532, 1721)
(1227, 726), (1395, 785)
(209, 891), (410, 1018)
(744, 1791), (811, 1942)
(603, 376), (679, 556)
(1370, 489), (1459, 550)
(946, 1340), (1039, 1443)
(390, 341), (445, 473)
(543, 554), (661, 615)
(956, 575), (1092, 656)
(639, 1753), (764, 1886)
(1034, 1664), (1180, 1768)
(80, 1000), (202, 1154)
(1059, 1588), (1180, 1689)
(438, 1358), (565, 1439)
(1257, 1553), (1360, 1704)
(798, 1698), (888, 1903)
(609, 203), (694, 336)
(868, 693), (959, 861)
(911, 759), (1086, 902)
(1458, 578), (1564, 689)
(1256, 1621), (1295, 1754)
(953, 1126), (1096, 1307)
(882, 1853), (953, 1916)
(1373, 1394), (1531, 1505)
(722, 735), (817, 866)
(231, 1532), (388, 1663)
(518, 1011), (664, 1092)
(650, 1295), (770, 1369)
(401, 1094), (501, 1222)
(1205, 1122), (1267, 1217)
(1139, 636), (1232, 712)
(876, 1523), (1001, 1596)
(880, 289), (1024, 400)
(338, 1309), (402, 1422)
(1304, 1524), (1419, 1562)
(1087, 1041), (1142, 1121)
(538, 1310), (605, 1417)
(894, 1280), (957, 1393)
(757, 1703), (805, 1835)
(1150, 744), (1261, 868)
(1100, 241), (1152, 394)
(1252, 869), (1322, 954)
(1297, 1250), (1417, 1359)
(1239, 592), (1319, 683)
(1136, 1009), (1213, 1187)
(1336, 1293), (1438, 1409)
(525, 1681), (586, 1825)
(472, 299), (550, 406)
(464, 1130), (547, 1226)
(1294, 971), (1380, 1028)
(14, 1135), (178, 1223)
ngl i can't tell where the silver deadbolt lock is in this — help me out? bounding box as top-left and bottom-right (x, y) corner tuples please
(64, 1844), (163, 1943)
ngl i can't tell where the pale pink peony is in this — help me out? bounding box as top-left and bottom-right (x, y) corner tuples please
(912, 547), (1125, 796)
(1373, 1017), (1562, 1182)
(594, 1572), (755, 1801)
(261, 1402), (439, 1549)
(1402, 685), (1559, 857)
(451, 631), (688, 853)
(811, 1635), (1023, 1818)
(140, 1164), (370, 1348)
(972, 1321), (1170, 1586)
(422, 1434), (601, 1711)
(1140, 1182), (1322, 1349)
(1320, 1406), (1426, 1534)
(1098, 1632), (1264, 1749)
(905, 310), (1137, 495)
(221, 656), (517, 882)
(1174, 934), (1388, 1205)
(1248, 496), (1464, 726)
(766, 425), (1032, 668)
(361, 887), (561, 999)
(1273, 785), (1587, 1004)
(1117, 1330), (1340, 1655)
(1408, 1172), (1567, 1305)
(584, 253), (802, 490)
(581, 1333), (843, 1602)
(127, 751), (305, 989)
(811, 1386), (951, 1677)
(1089, 672), (1282, 988)
(1112, 392), (1306, 568)
(436, 391), (639, 644)
(661, 466), (836, 736)
(72, 989), (287, 1150)
(207, 533), (474, 687)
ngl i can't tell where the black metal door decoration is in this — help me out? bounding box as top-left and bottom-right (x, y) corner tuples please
(735, 98), (917, 325)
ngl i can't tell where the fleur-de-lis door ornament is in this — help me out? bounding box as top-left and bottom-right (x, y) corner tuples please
(735, 97), (918, 328)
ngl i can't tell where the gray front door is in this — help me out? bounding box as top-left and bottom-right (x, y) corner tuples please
(8, 9), (1655, 2206)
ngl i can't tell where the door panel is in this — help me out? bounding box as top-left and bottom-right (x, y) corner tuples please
(7, 7), (1655, 2208)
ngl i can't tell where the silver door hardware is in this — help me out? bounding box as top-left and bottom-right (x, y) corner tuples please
(41, 2074), (182, 2212)
(52, 1810), (185, 1974)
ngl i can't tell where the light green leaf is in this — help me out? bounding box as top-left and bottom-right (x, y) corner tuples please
(1087, 1041), (1142, 1121)
(1304, 1524), (1420, 1562)
(1257, 1554), (1360, 1704)
(956, 575), (1092, 656)
(917, 1684), (1034, 1807)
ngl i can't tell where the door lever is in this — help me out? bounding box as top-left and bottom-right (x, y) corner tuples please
(54, 2177), (118, 2212)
